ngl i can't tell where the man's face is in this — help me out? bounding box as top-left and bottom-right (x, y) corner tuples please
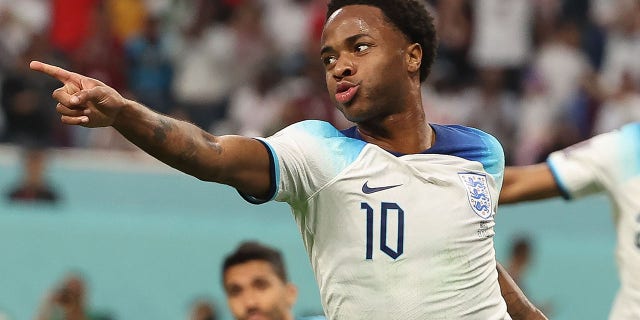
(224, 260), (297, 320)
(320, 5), (416, 123)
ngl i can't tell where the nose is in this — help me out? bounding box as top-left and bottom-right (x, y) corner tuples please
(333, 57), (355, 79)
(242, 291), (259, 308)
(242, 293), (260, 317)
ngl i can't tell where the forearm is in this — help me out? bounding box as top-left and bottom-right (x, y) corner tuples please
(497, 263), (548, 320)
(112, 100), (223, 181)
(500, 165), (561, 204)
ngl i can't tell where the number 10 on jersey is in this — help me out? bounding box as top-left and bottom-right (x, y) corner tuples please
(361, 202), (405, 260)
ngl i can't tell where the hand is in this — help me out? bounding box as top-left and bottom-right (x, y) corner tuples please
(29, 61), (127, 128)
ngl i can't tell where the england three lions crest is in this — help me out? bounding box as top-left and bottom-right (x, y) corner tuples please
(458, 173), (492, 219)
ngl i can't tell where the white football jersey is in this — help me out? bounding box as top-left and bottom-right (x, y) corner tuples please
(242, 120), (510, 320)
(547, 122), (640, 320)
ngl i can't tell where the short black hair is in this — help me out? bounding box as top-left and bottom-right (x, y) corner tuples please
(222, 241), (288, 282)
(511, 237), (532, 258)
(326, 0), (438, 82)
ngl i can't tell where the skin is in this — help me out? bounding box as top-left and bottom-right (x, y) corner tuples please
(497, 262), (548, 320)
(320, 5), (434, 154)
(28, 5), (430, 197)
(35, 275), (89, 320)
(28, 61), (273, 198)
(223, 260), (297, 320)
(30, 4), (545, 319)
(499, 165), (562, 204)
(190, 301), (216, 320)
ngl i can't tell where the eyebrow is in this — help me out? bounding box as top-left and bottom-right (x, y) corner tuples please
(320, 33), (370, 56)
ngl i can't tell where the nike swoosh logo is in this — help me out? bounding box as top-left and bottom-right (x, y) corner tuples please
(362, 181), (402, 194)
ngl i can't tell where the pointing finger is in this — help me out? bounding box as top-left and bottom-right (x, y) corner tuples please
(30, 61), (81, 85)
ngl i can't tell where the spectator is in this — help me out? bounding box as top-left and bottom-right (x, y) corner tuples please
(187, 298), (217, 320)
(1, 34), (60, 203)
(169, 0), (271, 132)
(6, 148), (58, 202)
(465, 68), (521, 164)
(594, 0), (640, 95)
(506, 237), (533, 289)
(48, 0), (98, 57)
(593, 71), (640, 134)
(222, 58), (288, 137)
(124, 14), (174, 114)
(514, 18), (593, 164)
(0, 0), (50, 71)
(470, 0), (533, 70)
(222, 241), (324, 320)
(34, 273), (113, 320)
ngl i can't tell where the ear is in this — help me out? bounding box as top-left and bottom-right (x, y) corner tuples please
(285, 283), (298, 307)
(405, 43), (422, 74)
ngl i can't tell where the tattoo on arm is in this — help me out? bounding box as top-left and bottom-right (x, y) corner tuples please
(152, 118), (173, 144)
(201, 131), (223, 155)
(148, 117), (200, 167)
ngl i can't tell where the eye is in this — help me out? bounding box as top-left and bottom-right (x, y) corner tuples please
(226, 286), (242, 297)
(355, 43), (371, 53)
(322, 56), (337, 66)
(253, 278), (271, 291)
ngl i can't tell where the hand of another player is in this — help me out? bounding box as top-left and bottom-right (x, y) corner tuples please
(29, 61), (127, 128)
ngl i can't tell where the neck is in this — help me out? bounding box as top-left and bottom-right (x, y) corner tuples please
(63, 306), (86, 320)
(356, 105), (433, 154)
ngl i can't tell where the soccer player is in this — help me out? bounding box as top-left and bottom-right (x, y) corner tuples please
(500, 122), (640, 320)
(222, 241), (324, 320)
(31, 0), (545, 318)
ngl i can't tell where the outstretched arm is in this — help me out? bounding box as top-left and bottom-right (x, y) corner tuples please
(497, 262), (548, 320)
(30, 61), (272, 198)
(499, 164), (562, 205)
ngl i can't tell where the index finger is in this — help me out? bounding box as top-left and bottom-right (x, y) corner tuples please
(29, 61), (79, 84)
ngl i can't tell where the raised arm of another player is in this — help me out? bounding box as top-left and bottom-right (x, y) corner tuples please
(30, 61), (272, 199)
(497, 263), (548, 320)
(499, 164), (562, 204)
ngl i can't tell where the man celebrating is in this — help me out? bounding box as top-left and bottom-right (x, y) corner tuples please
(31, 0), (544, 318)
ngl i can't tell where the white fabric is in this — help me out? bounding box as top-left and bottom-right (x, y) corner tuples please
(260, 120), (510, 319)
(548, 123), (640, 320)
(470, 0), (532, 67)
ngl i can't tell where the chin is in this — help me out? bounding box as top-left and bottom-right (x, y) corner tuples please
(342, 112), (368, 124)
(343, 104), (379, 123)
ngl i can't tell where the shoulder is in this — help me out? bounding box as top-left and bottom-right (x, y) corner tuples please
(561, 123), (638, 157)
(429, 124), (505, 179)
(275, 120), (346, 138)
(269, 120), (367, 153)
(619, 122), (640, 143)
(432, 124), (503, 151)
(265, 120), (367, 169)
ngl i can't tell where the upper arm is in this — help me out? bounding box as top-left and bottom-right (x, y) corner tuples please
(203, 120), (363, 204)
(211, 135), (274, 200)
(499, 164), (561, 204)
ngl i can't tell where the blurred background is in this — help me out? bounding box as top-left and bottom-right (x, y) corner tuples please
(0, 0), (637, 319)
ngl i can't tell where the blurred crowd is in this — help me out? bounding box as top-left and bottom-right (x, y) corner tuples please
(1, 0), (639, 165)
